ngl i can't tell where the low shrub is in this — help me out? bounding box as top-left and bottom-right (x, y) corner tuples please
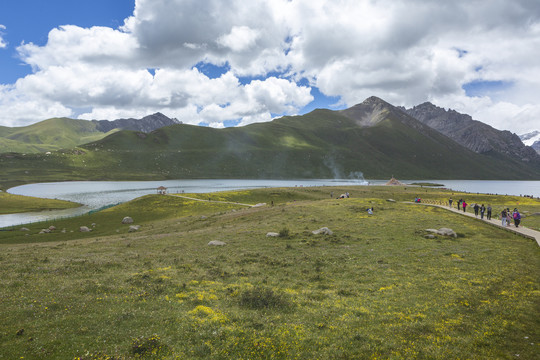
(239, 286), (292, 310)
(129, 334), (170, 358)
(278, 227), (290, 238)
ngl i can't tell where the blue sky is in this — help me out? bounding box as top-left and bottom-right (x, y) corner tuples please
(1, 0), (539, 133)
(0, 1), (134, 83)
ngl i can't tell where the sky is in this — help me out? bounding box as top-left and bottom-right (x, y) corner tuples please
(0, 0), (539, 134)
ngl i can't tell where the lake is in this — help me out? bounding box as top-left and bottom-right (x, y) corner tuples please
(2, 179), (540, 228)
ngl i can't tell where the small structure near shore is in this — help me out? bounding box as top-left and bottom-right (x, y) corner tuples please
(157, 186), (167, 195)
(385, 177), (404, 186)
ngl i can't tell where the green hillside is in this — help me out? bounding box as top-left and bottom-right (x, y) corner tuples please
(1, 102), (540, 189)
(0, 118), (116, 153)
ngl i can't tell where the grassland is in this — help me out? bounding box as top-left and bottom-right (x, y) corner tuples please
(0, 186), (539, 359)
(0, 191), (80, 215)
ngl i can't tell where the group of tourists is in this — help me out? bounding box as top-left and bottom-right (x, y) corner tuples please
(451, 198), (470, 213)
(471, 203), (492, 220)
(500, 207), (521, 227)
(448, 198), (521, 227)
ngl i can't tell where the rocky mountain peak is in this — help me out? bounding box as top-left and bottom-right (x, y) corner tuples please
(405, 103), (540, 164)
(339, 96), (405, 127)
(92, 113), (182, 133)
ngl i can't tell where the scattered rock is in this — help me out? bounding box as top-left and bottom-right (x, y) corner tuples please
(61, 229), (66, 233)
(425, 227), (457, 238)
(122, 216), (133, 224)
(437, 228), (457, 237)
(128, 225), (141, 232)
(200, 216), (208, 220)
(208, 240), (226, 246)
(253, 203), (267, 207)
(39, 229), (51, 234)
(387, 199), (396, 202)
(48, 225), (56, 231)
(424, 234), (436, 239)
(79, 226), (91, 232)
(266, 232), (280, 237)
(20, 227), (30, 232)
(312, 227), (333, 235)
(91, 223), (96, 227)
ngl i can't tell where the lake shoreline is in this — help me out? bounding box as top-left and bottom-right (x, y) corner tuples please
(2, 179), (540, 228)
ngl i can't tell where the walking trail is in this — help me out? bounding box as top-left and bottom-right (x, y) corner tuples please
(415, 201), (540, 247)
(167, 194), (257, 208)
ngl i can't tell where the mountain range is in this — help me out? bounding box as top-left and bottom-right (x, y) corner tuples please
(1, 97), (539, 187)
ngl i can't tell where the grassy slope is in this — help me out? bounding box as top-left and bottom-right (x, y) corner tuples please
(0, 192), (80, 214)
(0, 186), (539, 359)
(0, 118), (116, 153)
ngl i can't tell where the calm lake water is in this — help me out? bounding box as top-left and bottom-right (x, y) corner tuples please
(2, 179), (540, 228)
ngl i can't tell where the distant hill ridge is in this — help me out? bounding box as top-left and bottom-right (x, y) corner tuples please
(0, 113), (181, 153)
(3, 96), (540, 186)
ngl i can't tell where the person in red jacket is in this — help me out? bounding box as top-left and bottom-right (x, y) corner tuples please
(462, 201), (467, 212)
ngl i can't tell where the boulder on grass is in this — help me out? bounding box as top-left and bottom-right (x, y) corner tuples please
(208, 240), (226, 246)
(437, 228), (457, 237)
(425, 227), (457, 238)
(122, 217), (133, 224)
(266, 232), (280, 237)
(312, 227), (333, 235)
(79, 226), (91, 232)
(20, 227), (30, 232)
(128, 225), (140, 232)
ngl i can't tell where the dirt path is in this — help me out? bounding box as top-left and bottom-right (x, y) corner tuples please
(412, 201), (540, 247)
(167, 194), (257, 208)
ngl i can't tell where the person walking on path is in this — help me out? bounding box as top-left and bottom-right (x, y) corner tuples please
(480, 204), (486, 219)
(487, 205), (492, 220)
(449, 198), (453, 207)
(474, 203), (480, 217)
(513, 208), (521, 227)
(501, 208), (507, 227)
(457, 199), (462, 211)
(462, 201), (467, 212)
(506, 208), (512, 227)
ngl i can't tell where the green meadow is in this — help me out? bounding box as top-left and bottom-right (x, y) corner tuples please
(0, 191), (80, 215)
(0, 186), (539, 359)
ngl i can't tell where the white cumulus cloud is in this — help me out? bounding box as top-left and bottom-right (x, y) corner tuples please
(0, 24), (7, 49)
(0, 0), (539, 133)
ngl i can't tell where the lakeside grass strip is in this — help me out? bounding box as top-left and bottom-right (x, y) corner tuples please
(0, 191), (80, 215)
